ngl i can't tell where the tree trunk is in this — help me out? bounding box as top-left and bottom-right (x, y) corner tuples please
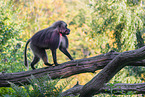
(79, 46), (145, 97)
(61, 82), (145, 96)
(0, 50), (119, 87)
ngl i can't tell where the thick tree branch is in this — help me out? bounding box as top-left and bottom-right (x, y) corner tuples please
(0, 50), (145, 87)
(79, 46), (145, 97)
(61, 82), (145, 96)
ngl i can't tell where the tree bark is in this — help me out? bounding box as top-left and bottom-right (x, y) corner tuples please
(0, 50), (117, 87)
(61, 82), (145, 96)
(0, 49), (145, 87)
(79, 46), (145, 97)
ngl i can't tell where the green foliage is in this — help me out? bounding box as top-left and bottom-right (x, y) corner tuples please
(0, 87), (14, 97)
(0, 0), (26, 73)
(82, 0), (145, 83)
(2, 75), (72, 97)
(0, 0), (23, 47)
(86, 0), (144, 52)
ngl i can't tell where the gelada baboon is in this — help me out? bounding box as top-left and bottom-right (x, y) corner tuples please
(24, 21), (73, 70)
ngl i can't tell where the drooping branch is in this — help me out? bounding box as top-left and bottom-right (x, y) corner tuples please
(61, 82), (145, 96)
(79, 46), (145, 97)
(0, 50), (145, 87)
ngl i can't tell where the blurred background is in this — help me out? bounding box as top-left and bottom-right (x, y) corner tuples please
(0, 0), (145, 96)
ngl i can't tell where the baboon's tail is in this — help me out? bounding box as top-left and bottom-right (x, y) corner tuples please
(24, 39), (30, 68)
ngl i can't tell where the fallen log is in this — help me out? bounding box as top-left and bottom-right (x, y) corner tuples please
(0, 50), (145, 87)
(61, 82), (145, 96)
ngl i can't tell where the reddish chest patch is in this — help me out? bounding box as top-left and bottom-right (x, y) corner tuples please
(59, 33), (62, 36)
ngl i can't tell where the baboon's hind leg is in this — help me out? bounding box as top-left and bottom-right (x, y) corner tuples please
(30, 55), (40, 70)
